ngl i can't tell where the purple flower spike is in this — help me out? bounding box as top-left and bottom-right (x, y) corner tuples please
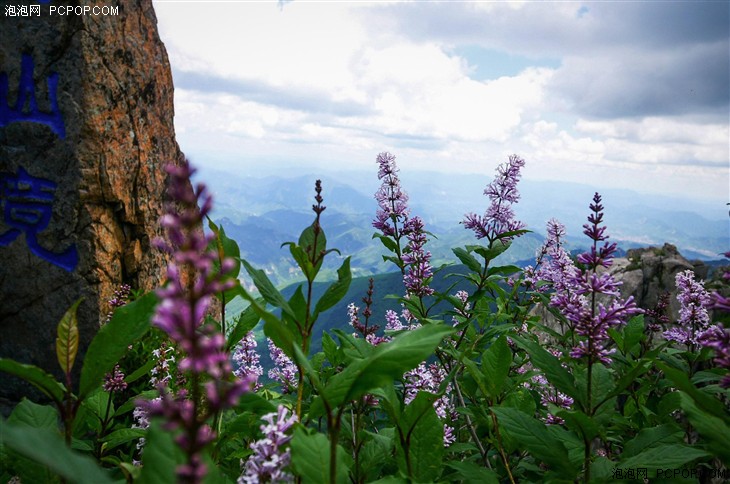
(146, 159), (249, 484)
(698, 324), (730, 388)
(550, 194), (642, 365)
(103, 365), (127, 393)
(373, 152), (410, 238)
(402, 216), (434, 298)
(233, 332), (264, 391)
(462, 154), (526, 244)
(268, 339), (298, 394)
(664, 270), (712, 346)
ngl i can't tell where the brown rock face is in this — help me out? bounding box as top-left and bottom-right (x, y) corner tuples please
(0, 0), (183, 406)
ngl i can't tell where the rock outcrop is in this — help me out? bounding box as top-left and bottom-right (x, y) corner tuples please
(612, 243), (708, 319)
(0, 0), (183, 407)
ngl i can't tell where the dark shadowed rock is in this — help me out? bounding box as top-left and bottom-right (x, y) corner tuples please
(0, 0), (183, 409)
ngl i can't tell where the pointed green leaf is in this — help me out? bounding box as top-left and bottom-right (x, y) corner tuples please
(678, 392), (730, 462)
(622, 424), (684, 458)
(512, 336), (580, 404)
(226, 302), (262, 352)
(79, 291), (156, 399)
(657, 362), (726, 418)
(482, 335), (512, 397)
(0, 420), (114, 483)
(313, 257), (352, 318)
(0, 359), (66, 405)
(8, 399), (59, 431)
(56, 298), (82, 379)
(291, 427), (351, 484)
(322, 324), (453, 409)
(396, 393), (443, 482)
(619, 443), (710, 473)
(100, 428), (146, 450)
(241, 259), (295, 319)
(452, 247), (483, 273)
(491, 407), (577, 478)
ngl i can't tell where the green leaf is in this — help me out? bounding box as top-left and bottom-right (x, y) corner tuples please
(452, 247), (482, 273)
(512, 336), (580, 404)
(622, 315), (646, 354)
(0, 359), (66, 405)
(373, 232), (399, 253)
(678, 392), (730, 462)
(79, 291), (156, 399)
(657, 362), (726, 418)
(313, 257), (352, 319)
(446, 461), (499, 484)
(619, 443), (710, 473)
(482, 335), (512, 398)
(241, 259), (295, 320)
(491, 407), (577, 478)
(56, 298), (82, 378)
(469, 241), (511, 262)
(556, 410), (599, 442)
(290, 427), (351, 484)
(622, 424), (684, 458)
(99, 428), (146, 451)
(322, 324), (453, 409)
(208, 219), (241, 279)
(8, 399), (59, 431)
(226, 302), (261, 352)
(138, 420), (184, 484)
(0, 419), (114, 483)
(396, 392), (444, 482)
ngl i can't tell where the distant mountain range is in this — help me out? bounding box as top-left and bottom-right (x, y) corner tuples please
(196, 166), (728, 289)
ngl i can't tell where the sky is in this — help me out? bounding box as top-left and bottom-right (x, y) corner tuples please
(152, 0), (730, 204)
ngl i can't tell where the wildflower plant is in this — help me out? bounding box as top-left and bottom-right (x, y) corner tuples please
(2, 155), (730, 484)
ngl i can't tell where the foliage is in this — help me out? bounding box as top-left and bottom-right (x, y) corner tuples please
(1, 154), (729, 484)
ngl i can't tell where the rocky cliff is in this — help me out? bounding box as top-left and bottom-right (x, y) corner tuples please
(0, 0), (184, 407)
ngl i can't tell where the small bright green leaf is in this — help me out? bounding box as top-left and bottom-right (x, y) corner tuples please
(556, 410), (599, 442)
(56, 298), (82, 378)
(226, 302), (262, 352)
(0, 359), (66, 405)
(241, 259), (295, 320)
(0, 420), (114, 483)
(313, 257), (352, 319)
(80, 292), (156, 399)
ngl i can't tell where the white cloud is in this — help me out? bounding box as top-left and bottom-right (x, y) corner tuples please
(153, 1), (728, 203)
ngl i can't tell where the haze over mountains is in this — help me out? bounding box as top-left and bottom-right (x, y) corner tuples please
(195, 165), (728, 288)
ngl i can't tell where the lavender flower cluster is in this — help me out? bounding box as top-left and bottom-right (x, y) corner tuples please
(462, 154), (526, 244)
(664, 270), (712, 346)
(373, 152), (410, 238)
(239, 406), (297, 484)
(233, 332), (264, 391)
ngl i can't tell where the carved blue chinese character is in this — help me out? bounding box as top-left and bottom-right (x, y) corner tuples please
(0, 55), (66, 139)
(0, 168), (78, 271)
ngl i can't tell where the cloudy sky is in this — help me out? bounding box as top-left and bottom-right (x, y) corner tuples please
(153, 0), (729, 203)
